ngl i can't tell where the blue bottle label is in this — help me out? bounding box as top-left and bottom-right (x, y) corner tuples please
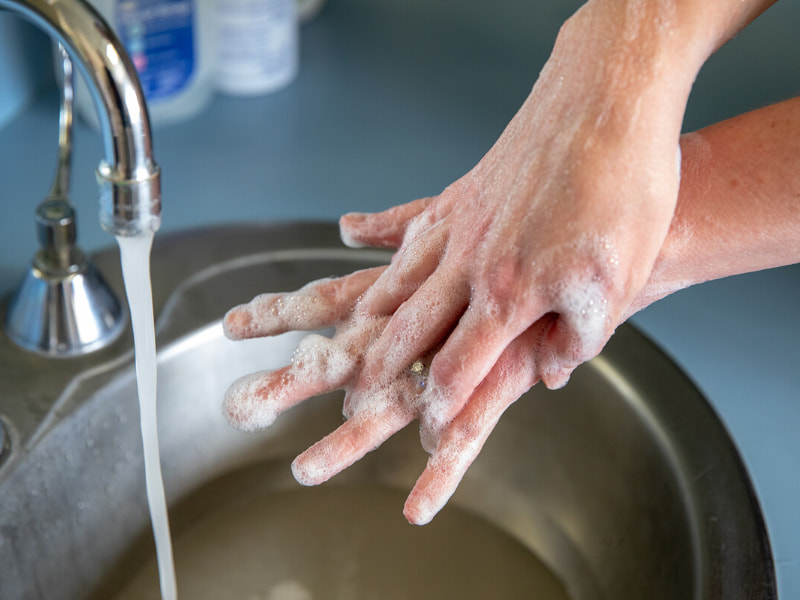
(116, 0), (196, 100)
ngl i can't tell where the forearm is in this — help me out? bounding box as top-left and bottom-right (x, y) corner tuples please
(520, 0), (781, 239)
(565, 0), (779, 68)
(632, 97), (800, 310)
(549, 0), (780, 145)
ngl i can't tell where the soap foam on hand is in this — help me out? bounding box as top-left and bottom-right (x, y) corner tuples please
(223, 268), (385, 340)
(223, 217), (641, 525)
(222, 216), (631, 527)
(222, 325), (373, 433)
(220, 262), (536, 526)
(223, 370), (285, 431)
(222, 271), (394, 437)
(222, 269), (440, 480)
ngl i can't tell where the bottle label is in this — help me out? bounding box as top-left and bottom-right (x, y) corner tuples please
(116, 0), (196, 100)
(216, 0), (297, 93)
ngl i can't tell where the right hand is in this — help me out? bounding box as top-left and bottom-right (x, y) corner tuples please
(221, 0), (781, 524)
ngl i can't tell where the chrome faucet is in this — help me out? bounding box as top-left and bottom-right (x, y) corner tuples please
(0, 0), (161, 235)
(0, 0), (161, 356)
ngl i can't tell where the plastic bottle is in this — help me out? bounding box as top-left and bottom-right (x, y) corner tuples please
(74, 0), (215, 128)
(215, 0), (298, 96)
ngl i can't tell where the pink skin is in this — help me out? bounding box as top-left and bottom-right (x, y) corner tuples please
(224, 97), (800, 525)
(223, 268), (551, 524)
(224, 0), (793, 524)
(626, 97), (800, 313)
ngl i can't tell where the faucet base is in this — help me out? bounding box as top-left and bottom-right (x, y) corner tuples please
(4, 198), (127, 358)
(4, 253), (126, 358)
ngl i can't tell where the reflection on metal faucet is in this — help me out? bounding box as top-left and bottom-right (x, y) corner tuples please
(0, 0), (161, 355)
(0, 0), (161, 236)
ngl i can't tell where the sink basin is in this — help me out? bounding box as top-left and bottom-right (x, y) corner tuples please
(0, 223), (776, 599)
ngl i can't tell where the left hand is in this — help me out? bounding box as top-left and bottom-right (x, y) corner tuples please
(223, 266), (550, 524)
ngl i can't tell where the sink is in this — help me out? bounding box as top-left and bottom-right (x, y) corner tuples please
(0, 223), (776, 599)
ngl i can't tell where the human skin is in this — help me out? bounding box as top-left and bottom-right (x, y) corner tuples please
(626, 96), (800, 314)
(223, 97), (800, 523)
(223, 0), (792, 524)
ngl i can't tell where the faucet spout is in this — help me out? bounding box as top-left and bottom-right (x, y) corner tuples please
(0, 0), (161, 236)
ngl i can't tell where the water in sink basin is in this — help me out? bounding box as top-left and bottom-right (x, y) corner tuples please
(114, 469), (569, 600)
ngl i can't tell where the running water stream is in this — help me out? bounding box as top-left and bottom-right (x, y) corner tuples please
(117, 233), (178, 600)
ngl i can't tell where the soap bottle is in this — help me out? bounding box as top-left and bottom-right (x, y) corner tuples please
(215, 0), (298, 95)
(74, 0), (215, 128)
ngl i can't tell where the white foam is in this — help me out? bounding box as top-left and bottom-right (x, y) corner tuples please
(290, 333), (346, 382)
(225, 280), (341, 340)
(418, 386), (449, 454)
(340, 227), (368, 249)
(223, 371), (281, 431)
(292, 446), (338, 486)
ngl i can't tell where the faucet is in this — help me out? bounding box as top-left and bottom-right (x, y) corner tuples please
(0, 0), (161, 356)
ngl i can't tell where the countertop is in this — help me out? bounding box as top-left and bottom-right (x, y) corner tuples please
(0, 0), (798, 596)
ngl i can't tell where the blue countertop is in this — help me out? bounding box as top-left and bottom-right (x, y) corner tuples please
(1, 0), (798, 596)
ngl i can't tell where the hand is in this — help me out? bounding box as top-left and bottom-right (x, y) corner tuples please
(223, 93), (800, 525)
(223, 75), (685, 525)
(222, 0), (774, 525)
(334, 5), (690, 427)
(223, 266), (552, 524)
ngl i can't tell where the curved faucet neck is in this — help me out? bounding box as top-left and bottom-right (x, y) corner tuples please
(0, 0), (161, 236)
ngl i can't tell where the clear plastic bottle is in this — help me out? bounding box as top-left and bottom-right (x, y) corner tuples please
(215, 0), (298, 96)
(74, 0), (215, 128)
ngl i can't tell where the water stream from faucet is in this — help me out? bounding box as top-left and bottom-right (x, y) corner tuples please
(118, 233), (177, 600)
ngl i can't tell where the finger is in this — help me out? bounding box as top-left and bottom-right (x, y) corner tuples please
(339, 197), (434, 248)
(538, 289), (615, 389)
(358, 269), (469, 388)
(223, 334), (356, 431)
(358, 221), (450, 316)
(291, 404), (414, 485)
(404, 323), (545, 525)
(223, 267), (384, 340)
(418, 302), (542, 450)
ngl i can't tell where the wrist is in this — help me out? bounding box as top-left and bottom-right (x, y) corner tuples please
(557, 1), (708, 103)
(563, 0), (778, 79)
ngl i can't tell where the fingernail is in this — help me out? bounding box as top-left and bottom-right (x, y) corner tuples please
(339, 213), (368, 248)
(341, 211), (366, 224)
(340, 229), (367, 249)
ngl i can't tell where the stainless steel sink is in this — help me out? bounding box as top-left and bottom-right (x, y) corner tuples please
(0, 224), (776, 599)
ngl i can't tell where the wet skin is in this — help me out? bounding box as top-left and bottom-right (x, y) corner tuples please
(224, 0), (796, 525)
